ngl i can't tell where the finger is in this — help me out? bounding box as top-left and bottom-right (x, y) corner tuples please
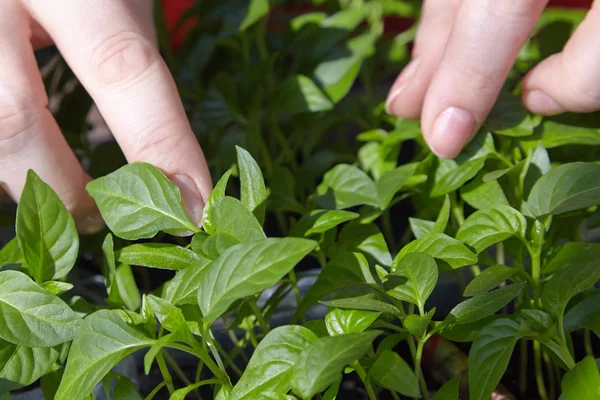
(522, 3), (600, 115)
(25, 0), (212, 226)
(420, 0), (547, 158)
(386, 0), (462, 119)
(0, 1), (102, 233)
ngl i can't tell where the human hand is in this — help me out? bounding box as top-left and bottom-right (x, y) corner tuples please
(0, 0), (212, 233)
(385, 0), (599, 158)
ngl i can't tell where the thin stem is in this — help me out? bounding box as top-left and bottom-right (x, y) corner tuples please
(166, 343), (230, 387)
(203, 325), (227, 375)
(248, 298), (270, 333)
(584, 328), (594, 357)
(520, 339), (528, 396)
(382, 210), (396, 253)
(195, 360), (204, 383)
(247, 327), (259, 348)
(534, 340), (549, 400)
(527, 243), (542, 307)
(288, 269), (302, 319)
(542, 348), (556, 400)
(144, 381), (167, 400)
(415, 340), (430, 400)
(390, 391), (401, 400)
(164, 352), (202, 400)
(213, 339), (243, 377)
(351, 362), (377, 400)
(156, 352), (175, 394)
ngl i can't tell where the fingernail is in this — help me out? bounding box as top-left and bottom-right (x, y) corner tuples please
(427, 107), (476, 159)
(171, 174), (205, 227)
(77, 210), (105, 235)
(385, 58), (421, 115)
(524, 89), (563, 115)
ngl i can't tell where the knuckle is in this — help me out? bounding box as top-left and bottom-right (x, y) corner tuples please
(0, 92), (45, 151)
(133, 119), (184, 160)
(483, 0), (545, 23)
(560, 58), (600, 111)
(90, 31), (158, 85)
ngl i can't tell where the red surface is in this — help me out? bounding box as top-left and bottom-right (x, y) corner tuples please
(160, 0), (595, 46)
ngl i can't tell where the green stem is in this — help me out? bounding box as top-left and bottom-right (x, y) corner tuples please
(415, 340), (430, 400)
(144, 381), (167, 400)
(351, 362), (377, 400)
(390, 391), (401, 400)
(382, 210), (396, 253)
(213, 339), (243, 377)
(203, 324), (227, 375)
(542, 348), (556, 400)
(527, 243), (542, 307)
(166, 343), (230, 388)
(520, 339), (528, 396)
(534, 340), (549, 400)
(195, 360), (204, 383)
(164, 352), (202, 400)
(450, 192), (465, 227)
(584, 328), (594, 357)
(248, 298), (270, 333)
(288, 269), (302, 319)
(156, 352), (175, 394)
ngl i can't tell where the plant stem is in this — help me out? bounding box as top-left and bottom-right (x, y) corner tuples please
(288, 269), (302, 319)
(390, 392), (401, 400)
(144, 381), (167, 400)
(528, 243), (542, 307)
(351, 362), (377, 400)
(534, 340), (549, 400)
(415, 340), (430, 400)
(520, 339), (528, 396)
(164, 352), (202, 400)
(584, 328), (594, 357)
(248, 298), (270, 333)
(542, 349), (556, 400)
(167, 343), (230, 388)
(382, 210), (396, 253)
(156, 352), (175, 394)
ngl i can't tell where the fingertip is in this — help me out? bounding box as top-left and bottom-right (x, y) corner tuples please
(385, 58), (422, 118)
(522, 89), (564, 116)
(170, 173), (206, 227)
(425, 107), (476, 159)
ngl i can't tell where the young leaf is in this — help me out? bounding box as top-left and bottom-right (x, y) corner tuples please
(433, 195), (451, 234)
(206, 197), (266, 243)
(527, 162), (600, 217)
(469, 319), (521, 400)
(239, 0), (269, 31)
(542, 257), (600, 316)
(369, 350), (420, 397)
(321, 295), (400, 316)
(404, 309), (435, 339)
(230, 326), (317, 400)
(0, 339), (59, 392)
(202, 169), (232, 234)
(101, 234), (116, 294)
(396, 233), (477, 270)
(291, 331), (380, 398)
(431, 158), (486, 197)
(330, 222), (392, 267)
(445, 284), (524, 325)
(273, 75), (333, 114)
(456, 205), (527, 254)
(434, 316), (499, 343)
(483, 91), (533, 137)
(325, 309), (380, 336)
(198, 238), (317, 322)
(107, 264), (141, 311)
(16, 170), (78, 282)
(113, 376), (142, 400)
(431, 376), (460, 400)
(387, 253), (438, 314)
(0, 238), (24, 269)
(55, 310), (154, 400)
(463, 265), (517, 297)
(86, 163), (199, 239)
(522, 309), (554, 332)
(541, 120), (600, 148)
(316, 164), (380, 209)
(543, 242), (600, 274)
(147, 295), (187, 333)
(0, 270), (81, 347)
(116, 243), (203, 270)
(564, 290), (600, 336)
(201, 232), (241, 260)
(41, 281), (74, 296)
(561, 356), (600, 400)
(376, 163), (417, 209)
(163, 259), (211, 306)
(460, 176), (509, 210)
(237, 146), (268, 225)
(409, 218), (436, 239)
(290, 210), (358, 237)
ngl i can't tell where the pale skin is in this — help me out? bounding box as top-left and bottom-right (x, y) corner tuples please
(1, 0), (599, 232)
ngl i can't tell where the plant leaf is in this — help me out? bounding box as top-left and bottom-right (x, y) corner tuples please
(369, 350), (420, 397)
(86, 163), (198, 239)
(456, 205), (527, 254)
(483, 91), (533, 137)
(396, 233), (477, 270)
(291, 331), (380, 398)
(527, 162), (600, 217)
(41, 281), (73, 296)
(147, 295), (187, 333)
(542, 258), (600, 316)
(541, 121), (600, 148)
(561, 356), (600, 400)
(325, 309), (380, 336)
(445, 284), (524, 325)
(330, 222), (392, 267)
(464, 265), (517, 297)
(543, 242), (600, 274)
(207, 196), (266, 243)
(387, 253), (438, 314)
(469, 319), (521, 400)
(55, 310), (154, 400)
(116, 243), (203, 270)
(198, 238), (317, 322)
(16, 170), (78, 282)
(202, 169), (232, 235)
(239, 0), (269, 31)
(431, 158), (486, 197)
(460, 176), (509, 210)
(404, 309), (435, 339)
(564, 290), (600, 336)
(0, 339), (59, 392)
(107, 264), (141, 311)
(321, 295), (400, 316)
(0, 270), (80, 347)
(163, 260), (211, 306)
(290, 210), (358, 237)
(273, 75), (333, 114)
(0, 238), (24, 269)
(230, 326), (317, 400)
(376, 163), (417, 209)
(431, 376), (460, 400)
(316, 164), (380, 209)
(237, 146), (268, 225)
(409, 218), (436, 239)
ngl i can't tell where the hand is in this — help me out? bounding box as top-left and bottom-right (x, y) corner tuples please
(385, 0), (600, 158)
(0, 0), (212, 233)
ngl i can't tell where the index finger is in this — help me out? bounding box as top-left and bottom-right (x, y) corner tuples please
(25, 0), (211, 225)
(420, 0), (547, 158)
